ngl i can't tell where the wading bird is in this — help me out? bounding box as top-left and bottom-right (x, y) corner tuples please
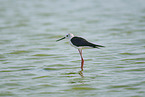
(56, 33), (104, 71)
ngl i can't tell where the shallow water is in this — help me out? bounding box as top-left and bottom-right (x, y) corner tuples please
(0, 0), (145, 97)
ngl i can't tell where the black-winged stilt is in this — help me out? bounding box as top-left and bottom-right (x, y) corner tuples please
(56, 33), (104, 71)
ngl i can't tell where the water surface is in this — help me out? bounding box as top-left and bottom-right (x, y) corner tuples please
(0, 0), (145, 97)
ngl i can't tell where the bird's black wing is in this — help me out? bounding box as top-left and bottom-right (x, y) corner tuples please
(71, 37), (104, 48)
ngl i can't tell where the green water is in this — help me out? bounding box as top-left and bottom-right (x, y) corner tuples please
(0, 0), (145, 97)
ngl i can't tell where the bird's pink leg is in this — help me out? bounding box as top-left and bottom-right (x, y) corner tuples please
(78, 49), (84, 71)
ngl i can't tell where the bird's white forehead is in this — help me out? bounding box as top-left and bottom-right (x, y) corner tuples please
(65, 33), (74, 39)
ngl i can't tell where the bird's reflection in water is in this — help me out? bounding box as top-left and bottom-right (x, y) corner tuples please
(78, 70), (84, 78)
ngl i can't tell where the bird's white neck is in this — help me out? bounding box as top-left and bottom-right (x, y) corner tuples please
(68, 33), (74, 40)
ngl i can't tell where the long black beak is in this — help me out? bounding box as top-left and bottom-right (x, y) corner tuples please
(56, 37), (65, 42)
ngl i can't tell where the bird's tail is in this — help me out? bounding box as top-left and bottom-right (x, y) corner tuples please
(94, 44), (105, 48)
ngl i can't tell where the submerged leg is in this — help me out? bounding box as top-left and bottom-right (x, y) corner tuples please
(78, 49), (84, 71)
